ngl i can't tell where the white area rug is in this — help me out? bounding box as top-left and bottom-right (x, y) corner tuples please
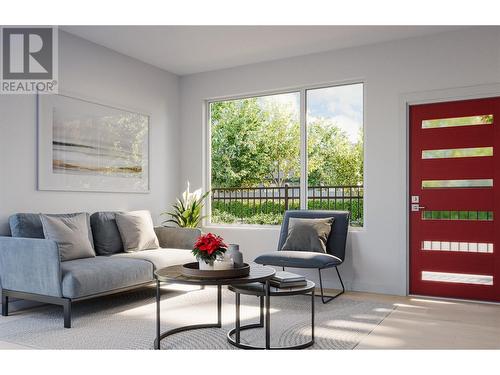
(0, 286), (393, 349)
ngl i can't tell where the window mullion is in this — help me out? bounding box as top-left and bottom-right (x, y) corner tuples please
(299, 88), (307, 210)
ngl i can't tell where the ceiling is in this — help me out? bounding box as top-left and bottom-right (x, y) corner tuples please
(62, 26), (467, 76)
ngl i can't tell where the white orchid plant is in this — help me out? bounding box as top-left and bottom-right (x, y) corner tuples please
(161, 182), (210, 228)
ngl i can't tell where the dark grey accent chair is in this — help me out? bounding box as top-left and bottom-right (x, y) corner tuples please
(254, 210), (349, 303)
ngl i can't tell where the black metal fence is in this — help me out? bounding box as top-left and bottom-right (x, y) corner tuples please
(211, 184), (363, 226)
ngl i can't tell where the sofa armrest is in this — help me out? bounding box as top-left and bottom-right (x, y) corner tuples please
(154, 227), (201, 250)
(0, 237), (63, 297)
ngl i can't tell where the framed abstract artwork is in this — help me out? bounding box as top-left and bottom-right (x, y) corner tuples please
(37, 93), (150, 193)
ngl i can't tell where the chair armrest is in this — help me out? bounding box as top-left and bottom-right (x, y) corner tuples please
(0, 237), (63, 297)
(154, 227), (201, 250)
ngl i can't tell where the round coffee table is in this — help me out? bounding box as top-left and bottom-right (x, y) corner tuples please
(227, 280), (315, 350)
(154, 264), (275, 350)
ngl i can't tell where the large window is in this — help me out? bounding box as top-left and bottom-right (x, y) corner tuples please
(306, 84), (364, 225)
(208, 83), (364, 226)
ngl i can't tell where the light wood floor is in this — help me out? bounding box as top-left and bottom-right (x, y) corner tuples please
(349, 291), (500, 349)
(1, 290), (499, 349)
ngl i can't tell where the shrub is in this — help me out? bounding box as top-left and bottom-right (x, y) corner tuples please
(210, 199), (363, 226)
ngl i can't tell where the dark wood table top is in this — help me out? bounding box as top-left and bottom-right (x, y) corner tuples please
(155, 263), (276, 286)
(229, 280), (315, 296)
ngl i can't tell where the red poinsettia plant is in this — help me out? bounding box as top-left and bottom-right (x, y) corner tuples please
(192, 233), (228, 264)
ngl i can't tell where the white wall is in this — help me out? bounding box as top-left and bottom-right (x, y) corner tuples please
(1, 27), (499, 297)
(0, 31), (180, 235)
(179, 27), (500, 295)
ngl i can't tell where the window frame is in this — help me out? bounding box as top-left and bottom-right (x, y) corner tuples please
(203, 80), (366, 229)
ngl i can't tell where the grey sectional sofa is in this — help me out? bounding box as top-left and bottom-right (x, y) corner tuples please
(0, 212), (200, 328)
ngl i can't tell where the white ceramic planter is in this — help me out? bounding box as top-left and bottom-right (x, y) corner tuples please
(198, 249), (235, 271)
(214, 258), (234, 270)
(198, 259), (214, 270)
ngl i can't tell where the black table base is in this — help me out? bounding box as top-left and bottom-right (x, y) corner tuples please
(153, 264), (277, 350)
(154, 281), (223, 350)
(154, 278), (315, 350)
(226, 287), (315, 350)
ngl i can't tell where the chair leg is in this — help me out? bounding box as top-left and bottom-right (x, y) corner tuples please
(63, 300), (72, 328)
(1, 293), (8, 316)
(317, 267), (345, 304)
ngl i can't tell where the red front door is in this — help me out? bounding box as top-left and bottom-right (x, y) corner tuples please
(410, 97), (500, 302)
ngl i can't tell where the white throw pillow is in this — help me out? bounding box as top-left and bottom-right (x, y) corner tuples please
(115, 210), (160, 252)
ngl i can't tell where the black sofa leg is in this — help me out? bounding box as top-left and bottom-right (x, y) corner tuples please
(63, 300), (72, 328)
(1, 293), (8, 316)
(318, 267), (345, 304)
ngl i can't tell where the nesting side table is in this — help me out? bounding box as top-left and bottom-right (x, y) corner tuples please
(227, 280), (315, 350)
(154, 264), (276, 350)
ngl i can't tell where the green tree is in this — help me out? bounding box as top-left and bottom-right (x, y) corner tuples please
(211, 98), (300, 188)
(259, 100), (300, 186)
(307, 118), (363, 186)
(210, 99), (269, 187)
(210, 99), (363, 188)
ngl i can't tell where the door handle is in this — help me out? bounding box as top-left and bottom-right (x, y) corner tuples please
(411, 204), (426, 212)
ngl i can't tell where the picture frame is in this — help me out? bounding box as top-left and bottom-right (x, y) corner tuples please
(37, 92), (150, 193)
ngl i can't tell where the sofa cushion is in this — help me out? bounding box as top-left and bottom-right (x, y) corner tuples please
(41, 213), (96, 261)
(254, 250), (342, 269)
(115, 210), (159, 252)
(9, 213), (94, 243)
(154, 226), (201, 249)
(90, 211), (124, 255)
(9, 213), (46, 238)
(61, 256), (153, 299)
(112, 248), (195, 270)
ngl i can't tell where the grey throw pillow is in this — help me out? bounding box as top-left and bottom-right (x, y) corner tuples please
(40, 213), (96, 261)
(281, 217), (334, 253)
(90, 211), (124, 255)
(115, 210), (160, 252)
(9, 213), (45, 238)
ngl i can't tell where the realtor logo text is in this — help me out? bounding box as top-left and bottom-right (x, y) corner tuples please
(1, 26), (58, 94)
